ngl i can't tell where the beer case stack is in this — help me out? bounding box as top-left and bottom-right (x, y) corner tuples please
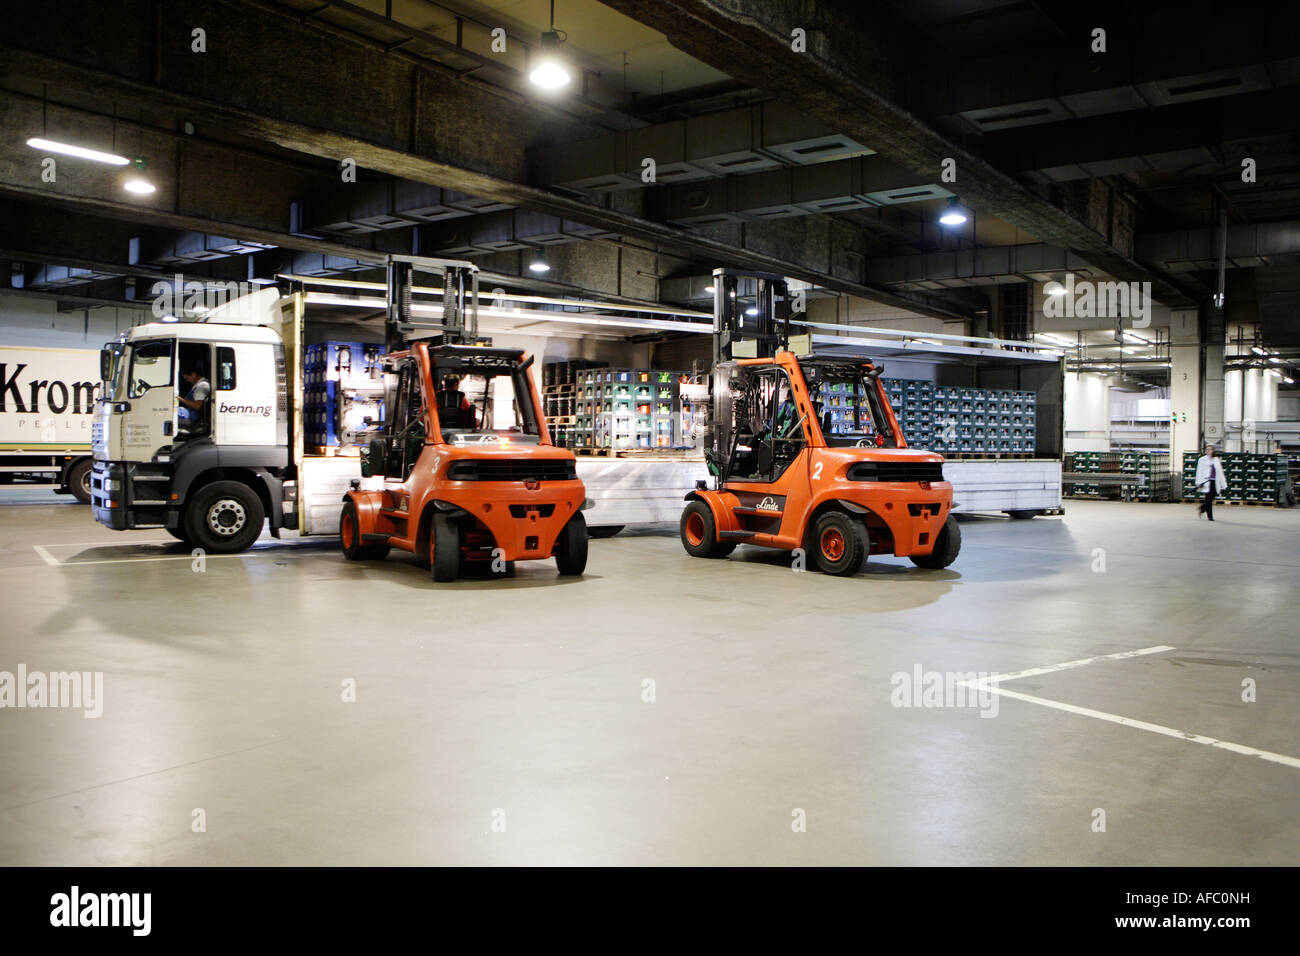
(875, 379), (1037, 455)
(1065, 451), (1123, 497)
(574, 367), (693, 450)
(542, 360), (606, 449)
(302, 341), (386, 451)
(1181, 451), (1287, 505)
(1120, 450), (1172, 501)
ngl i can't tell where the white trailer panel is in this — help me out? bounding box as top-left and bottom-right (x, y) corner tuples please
(299, 455), (362, 535)
(944, 459), (1062, 514)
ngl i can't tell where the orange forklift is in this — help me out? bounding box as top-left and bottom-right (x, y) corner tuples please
(339, 258), (589, 581)
(680, 269), (961, 575)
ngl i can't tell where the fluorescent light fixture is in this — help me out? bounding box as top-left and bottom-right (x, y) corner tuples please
(1251, 345), (1267, 355)
(26, 137), (130, 166)
(1044, 281), (1067, 296)
(704, 285), (715, 293)
(1270, 356), (1282, 363)
(1267, 368), (1282, 378)
(744, 307), (758, 316)
(124, 177), (156, 194)
(1285, 376), (1295, 385)
(160, 314), (179, 323)
(938, 198), (969, 226)
(527, 250), (550, 273)
(528, 29), (571, 89)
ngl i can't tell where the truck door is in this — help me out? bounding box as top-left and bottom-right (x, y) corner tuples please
(212, 343), (277, 446)
(122, 338), (176, 459)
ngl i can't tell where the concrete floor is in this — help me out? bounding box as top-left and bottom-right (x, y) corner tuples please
(1, 487), (1297, 865)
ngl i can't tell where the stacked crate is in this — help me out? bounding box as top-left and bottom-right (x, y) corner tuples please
(876, 379), (1036, 455)
(302, 341), (385, 451)
(1120, 450), (1172, 501)
(575, 367), (691, 450)
(542, 360), (605, 448)
(1181, 451), (1287, 504)
(1064, 451), (1123, 497)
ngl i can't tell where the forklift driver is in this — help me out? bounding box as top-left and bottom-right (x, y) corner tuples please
(436, 373), (476, 429)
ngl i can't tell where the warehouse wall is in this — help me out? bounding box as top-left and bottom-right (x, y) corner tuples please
(0, 294), (143, 349)
(1064, 372), (1111, 451)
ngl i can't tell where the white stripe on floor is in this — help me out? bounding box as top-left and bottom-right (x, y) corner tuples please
(987, 644), (1176, 683)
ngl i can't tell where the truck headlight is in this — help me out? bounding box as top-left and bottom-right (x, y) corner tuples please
(103, 479), (119, 492)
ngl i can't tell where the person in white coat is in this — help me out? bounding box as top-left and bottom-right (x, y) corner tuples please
(1195, 444), (1228, 520)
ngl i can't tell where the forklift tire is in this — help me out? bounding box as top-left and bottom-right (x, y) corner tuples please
(67, 459), (93, 504)
(339, 500), (389, 561)
(910, 515), (962, 570)
(555, 512), (589, 575)
(680, 500), (735, 559)
(184, 481), (265, 554)
(587, 524), (624, 539)
(431, 515), (460, 582)
(812, 511), (869, 576)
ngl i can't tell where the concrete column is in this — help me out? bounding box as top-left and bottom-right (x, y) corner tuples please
(1200, 302), (1226, 446)
(1168, 308), (1201, 462)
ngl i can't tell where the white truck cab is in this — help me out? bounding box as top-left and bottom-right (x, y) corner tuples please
(91, 289), (294, 551)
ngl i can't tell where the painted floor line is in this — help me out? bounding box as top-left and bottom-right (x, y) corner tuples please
(958, 681), (1300, 770)
(31, 545), (61, 567)
(989, 645), (1176, 683)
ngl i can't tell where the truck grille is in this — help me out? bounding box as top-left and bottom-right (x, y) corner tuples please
(447, 459), (576, 481)
(847, 461), (944, 482)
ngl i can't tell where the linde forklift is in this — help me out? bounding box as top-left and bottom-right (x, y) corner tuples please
(341, 257), (590, 581)
(679, 269), (961, 575)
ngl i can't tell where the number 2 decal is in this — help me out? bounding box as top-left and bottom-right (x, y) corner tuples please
(812, 461), (823, 479)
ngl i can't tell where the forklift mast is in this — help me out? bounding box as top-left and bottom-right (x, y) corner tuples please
(384, 254), (480, 352)
(706, 269), (795, 485)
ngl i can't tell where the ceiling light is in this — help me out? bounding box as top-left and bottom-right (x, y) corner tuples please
(527, 250), (550, 273)
(528, 3), (570, 89)
(1269, 356), (1282, 363)
(744, 307), (758, 316)
(26, 137), (130, 166)
(123, 157), (155, 194)
(1267, 368), (1282, 378)
(160, 314), (179, 323)
(1251, 345), (1267, 355)
(1044, 281), (1067, 296)
(1285, 376), (1295, 385)
(704, 285), (715, 293)
(938, 197), (969, 226)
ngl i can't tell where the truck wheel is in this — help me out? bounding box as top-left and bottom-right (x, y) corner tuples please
(340, 500), (389, 561)
(184, 481), (266, 554)
(555, 512), (588, 575)
(680, 500), (735, 558)
(812, 511), (869, 576)
(911, 515), (962, 569)
(1006, 510), (1038, 520)
(66, 459), (93, 504)
(431, 515), (460, 582)
(587, 524), (624, 539)
(165, 526), (191, 543)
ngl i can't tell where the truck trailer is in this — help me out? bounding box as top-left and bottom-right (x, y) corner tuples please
(0, 345), (101, 502)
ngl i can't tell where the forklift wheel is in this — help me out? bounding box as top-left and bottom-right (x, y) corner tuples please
(339, 500), (389, 561)
(555, 512), (588, 575)
(680, 500), (735, 559)
(431, 515), (460, 582)
(811, 511), (869, 576)
(910, 515), (962, 570)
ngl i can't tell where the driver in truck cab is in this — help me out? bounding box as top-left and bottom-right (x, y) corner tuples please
(436, 373), (476, 429)
(177, 366), (210, 427)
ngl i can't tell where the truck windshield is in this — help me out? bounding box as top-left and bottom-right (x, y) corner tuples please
(806, 365), (898, 448)
(128, 340), (174, 399)
(434, 364), (540, 444)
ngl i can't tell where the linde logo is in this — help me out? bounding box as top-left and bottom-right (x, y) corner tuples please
(151, 274), (260, 318)
(0, 665), (103, 718)
(218, 402), (271, 418)
(49, 886), (151, 936)
(0, 363), (99, 415)
(757, 496), (781, 511)
(453, 433), (505, 444)
(1043, 272), (1152, 327)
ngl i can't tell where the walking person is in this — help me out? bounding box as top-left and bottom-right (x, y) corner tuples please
(1195, 444), (1228, 520)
